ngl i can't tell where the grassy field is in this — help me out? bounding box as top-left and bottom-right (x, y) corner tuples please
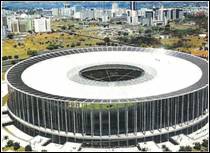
(51, 19), (78, 31)
(169, 22), (197, 30)
(161, 37), (179, 46)
(2, 146), (25, 152)
(161, 35), (208, 57)
(2, 31), (103, 59)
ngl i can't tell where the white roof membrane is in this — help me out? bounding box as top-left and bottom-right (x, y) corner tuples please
(21, 50), (202, 99)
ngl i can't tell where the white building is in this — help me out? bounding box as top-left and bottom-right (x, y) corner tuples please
(61, 8), (72, 17)
(111, 2), (118, 17)
(2, 26), (7, 39)
(73, 12), (82, 19)
(52, 8), (61, 17)
(52, 8), (73, 17)
(34, 17), (51, 33)
(127, 2), (139, 25)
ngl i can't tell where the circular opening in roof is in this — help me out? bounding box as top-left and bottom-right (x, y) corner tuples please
(79, 64), (144, 82)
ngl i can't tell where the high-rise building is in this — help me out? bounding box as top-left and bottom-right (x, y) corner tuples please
(18, 18), (33, 32)
(11, 18), (19, 33)
(34, 17), (51, 33)
(2, 16), (7, 27)
(111, 2), (118, 17)
(130, 1), (137, 10)
(127, 1), (138, 25)
(2, 26), (7, 39)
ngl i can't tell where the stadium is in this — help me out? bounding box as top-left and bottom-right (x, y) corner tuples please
(6, 46), (208, 147)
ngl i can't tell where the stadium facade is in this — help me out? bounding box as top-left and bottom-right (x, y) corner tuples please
(6, 46), (208, 147)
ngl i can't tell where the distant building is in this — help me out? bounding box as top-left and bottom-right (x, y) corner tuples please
(11, 18), (20, 33)
(144, 10), (153, 26)
(34, 17), (51, 33)
(111, 2), (118, 18)
(18, 18), (33, 32)
(52, 8), (61, 17)
(52, 8), (72, 17)
(2, 16), (8, 27)
(2, 26), (8, 39)
(138, 6), (184, 26)
(127, 1), (138, 25)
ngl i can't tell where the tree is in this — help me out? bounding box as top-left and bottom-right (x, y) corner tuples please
(68, 25), (74, 30)
(194, 142), (201, 150)
(103, 37), (110, 45)
(18, 42), (23, 46)
(141, 148), (147, 151)
(76, 42), (81, 46)
(185, 146), (192, 151)
(6, 140), (13, 147)
(8, 56), (12, 59)
(139, 28), (144, 34)
(7, 33), (14, 39)
(41, 149), (47, 152)
(71, 43), (75, 48)
(27, 50), (38, 56)
(25, 145), (32, 151)
(4, 136), (8, 140)
(165, 24), (170, 31)
(46, 44), (59, 50)
(13, 142), (20, 150)
(179, 146), (192, 151)
(179, 146), (185, 151)
(202, 139), (208, 148)
(14, 55), (19, 59)
(11, 60), (16, 65)
(61, 26), (66, 30)
(2, 56), (8, 60)
(79, 38), (85, 41)
(28, 30), (33, 34)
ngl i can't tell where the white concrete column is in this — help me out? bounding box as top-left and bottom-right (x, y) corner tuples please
(187, 94), (190, 123)
(99, 111), (102, 137)
(134, 103), (137, 135)
(37, 97), (40, 128)
(201, 89), (204, 116)
(197, 91), (200, 118)
(125, 108), (128, 136)
(91, 111), (94, 137)
(26, 95), (30, 123)
(57, 101), (60, 133)
(21, 93), (25, 121)
(50, 100), (53, 131)
(160, 100), (162, 130)
(117, 109), (119, 136)
(192, 92), (195, 121)
(31, 96), (35, 125)
(109, 110), (111, 137)
(82, 109), (85, 136)
(73, 108), (76, 135)
(64, 102), (68, 134)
